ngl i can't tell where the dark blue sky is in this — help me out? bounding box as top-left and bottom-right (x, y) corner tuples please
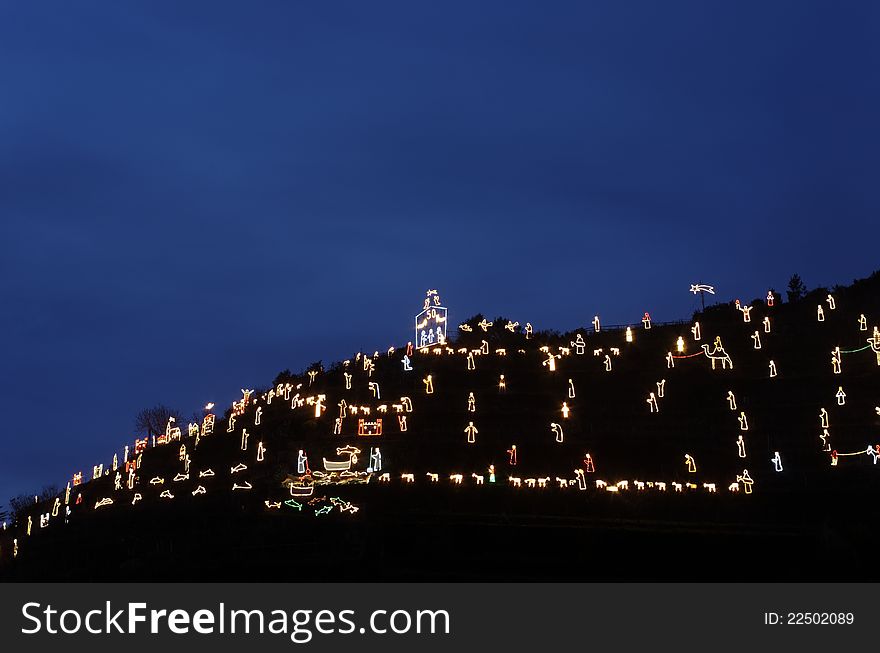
(1, 1), (878, 508)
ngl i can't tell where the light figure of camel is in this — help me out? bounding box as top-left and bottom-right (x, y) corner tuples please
(701, 337), (733, 369)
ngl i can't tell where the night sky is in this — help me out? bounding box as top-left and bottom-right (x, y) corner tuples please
(1, 1), (878, 509)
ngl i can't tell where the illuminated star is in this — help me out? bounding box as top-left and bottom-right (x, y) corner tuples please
(689, 284), (716, 295)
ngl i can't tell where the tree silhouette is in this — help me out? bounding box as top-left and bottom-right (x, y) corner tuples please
(786, 274), (807, 302)
(134, 404), (182, 438)
(8, 494), (33, 521)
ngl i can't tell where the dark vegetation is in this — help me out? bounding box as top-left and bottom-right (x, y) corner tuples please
(3, 271), (880, 581)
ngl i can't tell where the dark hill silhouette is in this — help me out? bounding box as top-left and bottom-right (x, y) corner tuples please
(3, 272), (880, 581)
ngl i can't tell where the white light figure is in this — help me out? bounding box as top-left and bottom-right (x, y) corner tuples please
(604, 355), (612, 372)
(737, 469), (754, 494)
(478, 318), (493, 332)
(738, 412), (749, 431)
(691, 322), (701, 341)
(642, 312), (652, 329)
(701, 337), (733, 370)
(398, 415), (408, 432)
(666, 352), (675, 369)
(481, 340), (489, 355)
(676, 336), (685, 353)
(626, 327), (634, 343)
(826, 294), (836, 310)
(766, 291), (774, 306)
(685, 454), (696, 473)
(401, 396), (413, 412)
(344, 373), (352, 390)
(401, 355), (412, 371)
(736, 435), (746, 458)
(859, 314), (867, 331)
(253, 406), (262, 426)
(543, 352), (558, 371)
(561, 402), (571, 419)
(257, 441), (266, 462)
(647, 392), (659, 413)
(423, 375), (434, 394)
(690, 284), (715, 295)
(333, 417), (343, 435)
(571, 334), (586, 355)
(549, 422), (564, 443)
(127, 468), (135, 490)
(468, 392), (476, 412)
(227, 415), (235, 433)
(656, 379), (666, 398)
(763, 316), (771, 333)
(368, 447), (382, 473)
(727, 390), (737, 410)
(114, 472), (122, 491)
(867, 445), (880, 464)
(817, 305), (825, 322)
(464, 422), (478, 444)
(836, 387), (846, 406)
(831, 347), (842, 374)
(771, 451), (783, 472)
(751, 331), (762, 349)
(297, 450), (309, 474)
(568, 379), (576, 399)
(368, 382), (380, 399)
(741, 306), (752, 323)
(123, 445), (130, 464)
(467, 352), (475, 370)
(507, 445), (518, 465)
(499, 375), (506, 392)
(820, 408), (829, 428)
(769, 360), (777, 377)
(240, 428), (250, 451)
(820, 429), (831, 452)
(869, 330), (880, 366)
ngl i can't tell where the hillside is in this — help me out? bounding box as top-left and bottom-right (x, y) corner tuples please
(3, 273), (880, 581)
